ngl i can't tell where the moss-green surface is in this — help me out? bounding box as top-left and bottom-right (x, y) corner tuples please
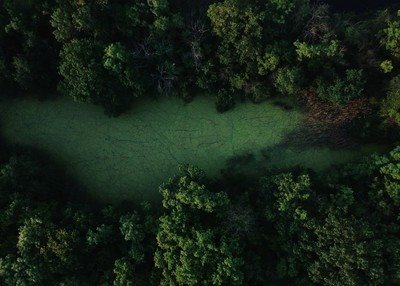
(0, 96), (385, 203)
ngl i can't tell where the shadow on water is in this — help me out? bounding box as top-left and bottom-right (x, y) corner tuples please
(218, 148), (313, 197)
(0, 120), (102, 207)
(0, 94), (394, 205)
(0, 112), (159, 208)
(219, 121), (393, 192)
(225, 152), (256, 172)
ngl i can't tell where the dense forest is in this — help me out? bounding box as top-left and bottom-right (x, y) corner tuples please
(0, 0), (400, 118)
(2, 0), (400, 285)
(1, 142), (400, 285)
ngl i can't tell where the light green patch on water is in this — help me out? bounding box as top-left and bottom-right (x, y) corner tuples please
(0, 95), (386, 203)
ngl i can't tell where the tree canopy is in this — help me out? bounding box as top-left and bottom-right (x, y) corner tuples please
(0, 0), (399, 122)
(1, 145), (400, 285)
(2, 1), (400, 284)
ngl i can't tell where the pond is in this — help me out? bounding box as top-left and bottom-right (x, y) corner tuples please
(0, 95), (386, 203)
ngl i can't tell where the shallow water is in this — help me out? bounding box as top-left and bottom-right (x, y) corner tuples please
(0, 95), (386, 203)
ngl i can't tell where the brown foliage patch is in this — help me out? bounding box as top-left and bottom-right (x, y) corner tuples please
(280, 90), (372, 149)
(299, 90), (371, 128)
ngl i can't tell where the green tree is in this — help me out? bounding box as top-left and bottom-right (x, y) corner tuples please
(260, 148), (400, 285)
(103, 43), (146, 97)
(1, 0), (58, 91)
(0, 215), (85, 285)
(0, 150), (158, 285)
(207, 0), (310, 104)
(380, 10), (400, 59)
(262, 173), (314, 279)
(155, 166), (244, 285)
(59, 39), (131, 115)
(59, 39), (105, 103)
(381, 75), (400, 124)
(294, 39), (343, 62)
(51, 0), (114, 43)
(315, 69), (366, 105)
(273, 67), (305, 96)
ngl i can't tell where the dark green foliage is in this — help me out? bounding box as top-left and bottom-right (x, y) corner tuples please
(215, 89), (235, 113)
(103, 43), (145, 96)
(382, 75), (400, 123)
(380, 10), (400, 59)
(2, 144), (400, 285)
(0, 151), (157, 285)
(0, 0), (58, 92)
(47, 0), (215, 113)
(155, 166), (243, 285)
(273, 67), (305, 96)
(2, 1), (400, 283)
(0, 0), (399, 116)
(258, 148), (400, 285)
(207, 0), (310, 102)
(59, 39), (106, 103)
(315, 69), (366, 105)
(58, 38), (132, 116)
(349, 114), (400, 143)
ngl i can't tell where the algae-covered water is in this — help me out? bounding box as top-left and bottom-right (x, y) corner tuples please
(0, 96), (385, 203)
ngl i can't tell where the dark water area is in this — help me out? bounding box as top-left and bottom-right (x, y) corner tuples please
(324, 0), (399, 12)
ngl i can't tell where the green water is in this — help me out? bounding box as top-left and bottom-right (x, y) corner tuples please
(0, 96), (385, 203)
